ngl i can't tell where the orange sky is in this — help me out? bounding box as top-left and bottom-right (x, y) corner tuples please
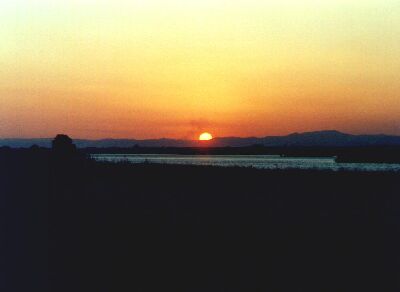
(1, 0), (399, 139)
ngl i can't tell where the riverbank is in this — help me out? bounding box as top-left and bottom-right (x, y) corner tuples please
(2, 150), (400, 291)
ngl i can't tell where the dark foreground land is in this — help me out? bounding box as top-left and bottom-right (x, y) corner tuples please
(2, 149), (400, 291)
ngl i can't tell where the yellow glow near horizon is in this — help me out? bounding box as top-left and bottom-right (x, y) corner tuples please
(0, 0), (399, 139)
(199, 132), (213, 141)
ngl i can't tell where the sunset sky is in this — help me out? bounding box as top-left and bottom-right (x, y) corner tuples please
(1, 0), (399, 139)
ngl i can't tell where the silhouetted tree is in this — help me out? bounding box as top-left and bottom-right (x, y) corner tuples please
(52, 134), (77, 155)
(51, 134), (85, 193)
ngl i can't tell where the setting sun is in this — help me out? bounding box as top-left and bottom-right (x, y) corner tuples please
(199, 132), (213, 141)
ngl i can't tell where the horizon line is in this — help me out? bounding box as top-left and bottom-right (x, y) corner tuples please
(1, 129), (398, 141)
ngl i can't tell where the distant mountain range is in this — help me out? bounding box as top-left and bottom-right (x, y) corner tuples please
(2, 130), (400, 148)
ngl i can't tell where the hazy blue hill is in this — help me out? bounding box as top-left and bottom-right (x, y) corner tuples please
(211, 136), (262, 147)
(0, 138), (52, 148)
(259, 130), (400, 147)
(74, 139), (140, 148)
(2, 130), (400, 148)
(261, 130), (354, 146)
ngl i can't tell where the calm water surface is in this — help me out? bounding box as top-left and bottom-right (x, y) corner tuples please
(91, 154), (400, 172)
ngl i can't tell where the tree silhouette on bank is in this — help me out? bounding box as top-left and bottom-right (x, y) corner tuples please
(51, 134), (84, 190)
(52, 134), (77, 156)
